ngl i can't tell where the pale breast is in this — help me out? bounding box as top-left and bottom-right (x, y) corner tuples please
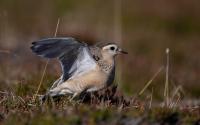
(62, 65), (109, 93)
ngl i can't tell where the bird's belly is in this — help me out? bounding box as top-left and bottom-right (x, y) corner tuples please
(86, 86), (104, 92)
(65, 69), (108, 93)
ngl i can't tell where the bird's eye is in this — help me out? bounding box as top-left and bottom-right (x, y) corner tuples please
(110, 46), (115, 50)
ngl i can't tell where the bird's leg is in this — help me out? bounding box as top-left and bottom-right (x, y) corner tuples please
(70, 92), (79, 102)
(50, 77), (62, 89)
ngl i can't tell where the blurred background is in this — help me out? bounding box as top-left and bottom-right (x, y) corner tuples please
(0, 0), (199, 100)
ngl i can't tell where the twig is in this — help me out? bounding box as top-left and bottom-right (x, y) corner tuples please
(18, 96), (26, 104)
(171, 85), (182, 101)
(54, 18), (60, 37)
(170, 94), (180, 108)
(170, 85), (182, 108)
(149, 87), (153, 109)
(139, 66), (164, 95)
(164, 48), (170, 107)
(32, 18), (60, 102)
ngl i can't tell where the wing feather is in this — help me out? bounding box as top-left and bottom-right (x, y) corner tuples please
(31, 37), (96, 81)
(31, 37), (81, 58)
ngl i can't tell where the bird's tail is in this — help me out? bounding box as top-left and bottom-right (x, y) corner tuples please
(40, 86), (73, 103)
(39, 90), (62, 103)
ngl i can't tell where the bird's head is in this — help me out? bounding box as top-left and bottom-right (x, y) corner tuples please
(96, 42), (128, 58)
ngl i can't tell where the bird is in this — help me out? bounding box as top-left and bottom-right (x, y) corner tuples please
(31, 37), (127, 101)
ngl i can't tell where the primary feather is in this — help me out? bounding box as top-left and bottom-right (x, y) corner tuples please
(31, 37), (82, 58)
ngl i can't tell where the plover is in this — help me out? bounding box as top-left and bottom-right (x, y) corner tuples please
(31, 37), (127, 100)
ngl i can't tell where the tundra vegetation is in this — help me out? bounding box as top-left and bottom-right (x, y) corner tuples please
(0, 0), (199, 124)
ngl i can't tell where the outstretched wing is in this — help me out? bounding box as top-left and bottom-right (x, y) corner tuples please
(31, 37), (97, 82)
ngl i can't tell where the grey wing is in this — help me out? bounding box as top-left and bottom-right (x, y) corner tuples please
(31, 37), (97, 82)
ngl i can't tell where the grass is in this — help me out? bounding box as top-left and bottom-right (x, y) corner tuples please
(138, 66), (164, 96)
(33, 18), (60, 102)
(0, 0), (199, 124)
(0, 85), (199, 125)
(0, 45), (199, 125)
(164, 48), (170, 107)
(0, 44), (199, 125)
(0, 17), (199, 125)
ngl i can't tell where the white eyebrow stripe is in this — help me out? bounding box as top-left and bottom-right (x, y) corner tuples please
(102, 44), (117, 50)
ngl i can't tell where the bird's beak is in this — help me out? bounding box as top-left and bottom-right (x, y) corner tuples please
(117, 48), (128, 54)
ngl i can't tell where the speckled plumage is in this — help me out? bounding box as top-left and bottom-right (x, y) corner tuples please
(89, 45), (114, 73)
(31, 37), (127, 101)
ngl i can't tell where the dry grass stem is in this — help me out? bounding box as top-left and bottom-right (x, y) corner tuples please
(32, 18), (60, 102)
(54, 18), (60, 37)
(169, 85), (182, 108)
(171, 85), (182, 101)
(164, 48), (170, 107)
(32, 61), (49, 101)
(149, 87), (153, 109)
(139, 66), (164, 95)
